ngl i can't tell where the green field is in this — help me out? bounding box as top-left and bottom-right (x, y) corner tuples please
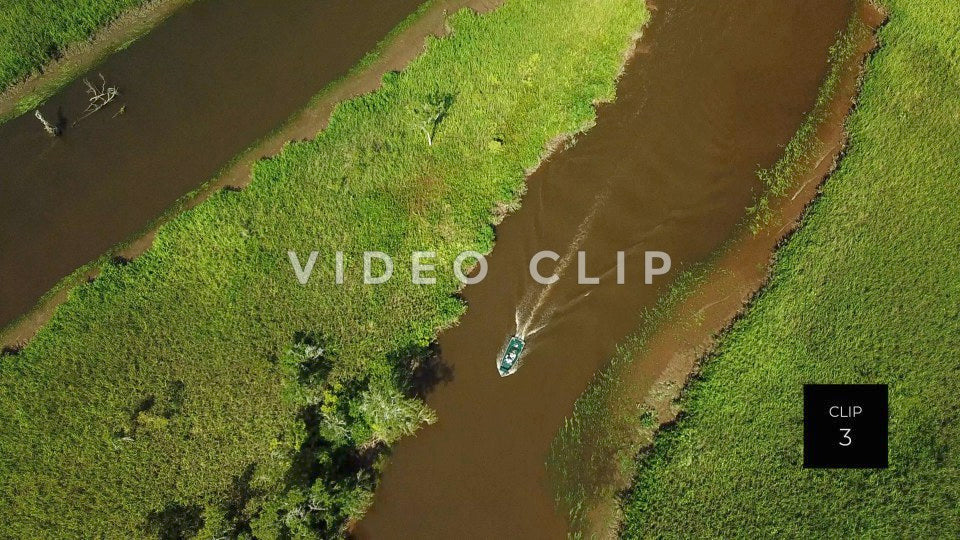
(623, 0), (960, 536)
(0, 0), (647, 537)
(0, 0), (150, 92)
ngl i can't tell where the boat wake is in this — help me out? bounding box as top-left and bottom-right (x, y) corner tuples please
(515, 185), (610, 339)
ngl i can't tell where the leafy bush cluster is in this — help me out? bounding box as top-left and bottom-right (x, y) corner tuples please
(222, 334), (435, 538)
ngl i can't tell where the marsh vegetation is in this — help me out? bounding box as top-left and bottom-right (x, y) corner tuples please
(0, 0), (148, 92)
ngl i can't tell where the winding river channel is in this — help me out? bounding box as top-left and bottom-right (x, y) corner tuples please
(357, 0), (855, 537)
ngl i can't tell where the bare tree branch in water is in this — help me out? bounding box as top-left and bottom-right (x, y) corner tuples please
(34, 110), (59, 136)
(74, 73), (119, 124)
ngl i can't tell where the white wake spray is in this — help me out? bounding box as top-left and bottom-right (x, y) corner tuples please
(515, 185), (611, 338)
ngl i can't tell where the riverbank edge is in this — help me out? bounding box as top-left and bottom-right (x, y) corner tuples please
(0, 0), (491, 350)
(0, 0), (192, 124)
(546, 2), (885, 536)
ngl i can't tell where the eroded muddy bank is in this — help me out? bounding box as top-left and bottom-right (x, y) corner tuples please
(356, 0), (855, 537)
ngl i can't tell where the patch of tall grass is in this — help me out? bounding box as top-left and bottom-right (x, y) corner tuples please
(0, 0), (150, 92)
(0, 0), (648, 536)
(748, 14), (873, 230)
(547, 269), (707, 534)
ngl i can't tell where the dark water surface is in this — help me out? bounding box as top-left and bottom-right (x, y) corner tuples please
(357, 0), (854, 538)
(0, 0), (425, 327)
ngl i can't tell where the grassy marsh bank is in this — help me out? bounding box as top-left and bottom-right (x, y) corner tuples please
(0, 0), (647, 537)
(623, 0), (960, 536)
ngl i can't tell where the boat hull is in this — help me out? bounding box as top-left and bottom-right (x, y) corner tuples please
(498, 336), (525, 376)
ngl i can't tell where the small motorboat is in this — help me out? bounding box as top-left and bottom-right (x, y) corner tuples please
(498, 335), (525, 376)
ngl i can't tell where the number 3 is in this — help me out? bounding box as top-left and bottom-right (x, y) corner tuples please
(839, 428), (853, 447)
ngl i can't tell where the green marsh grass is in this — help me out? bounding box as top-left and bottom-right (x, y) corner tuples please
(0, 0), (150, 95)
(546, 268), (708, 534)
(748, 14), (873, 231)
(0, 0), (149, 86)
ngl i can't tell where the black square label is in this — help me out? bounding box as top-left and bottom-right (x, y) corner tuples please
(803, 384), (888, 468)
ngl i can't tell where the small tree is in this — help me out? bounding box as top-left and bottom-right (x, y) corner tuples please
(357, 380), (437, 445)
(411, 91), (454, 146)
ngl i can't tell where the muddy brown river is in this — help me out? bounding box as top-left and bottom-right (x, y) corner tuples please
(0, 0), (427, 328)
(357, 0), (854, 538)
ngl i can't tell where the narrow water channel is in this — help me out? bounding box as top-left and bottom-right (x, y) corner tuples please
(356, 0), (855, 537)
(0, 0), (428, 328)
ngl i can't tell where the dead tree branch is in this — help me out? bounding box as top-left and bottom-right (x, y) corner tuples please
(34, 110), (60, 136)
(74, 74), (120, 124)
